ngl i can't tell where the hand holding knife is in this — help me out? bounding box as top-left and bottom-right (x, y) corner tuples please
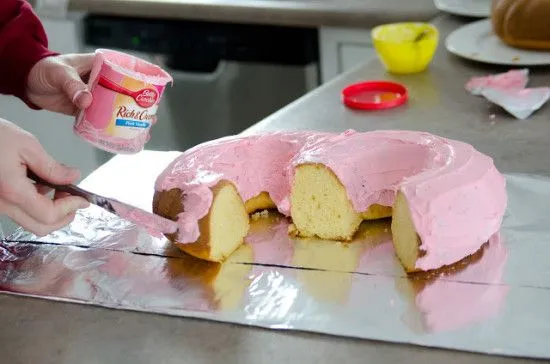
(27, 170), (178, 237)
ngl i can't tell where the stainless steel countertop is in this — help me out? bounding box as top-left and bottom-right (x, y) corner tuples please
(245, 15), (550, 176)
(1, 13), (548, 364)
(68, 0), (439, 28)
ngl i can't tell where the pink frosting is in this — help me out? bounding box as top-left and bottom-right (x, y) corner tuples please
(465, 69), (529, 96)
(155, 130), (507, 271)
(109, 200), (178, 238)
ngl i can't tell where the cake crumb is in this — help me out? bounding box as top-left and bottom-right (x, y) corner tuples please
(288, 223), (298, 237)
(250, 209), (269, 221)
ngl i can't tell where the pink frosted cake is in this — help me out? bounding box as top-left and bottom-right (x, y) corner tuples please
(152, 129), (507, 273)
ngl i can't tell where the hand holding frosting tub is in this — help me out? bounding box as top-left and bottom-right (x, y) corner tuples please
(0, 0), (171, 236)
(26, 53), (94, 115)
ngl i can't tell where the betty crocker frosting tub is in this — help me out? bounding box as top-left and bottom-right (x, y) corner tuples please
(74, 49), (173, 154)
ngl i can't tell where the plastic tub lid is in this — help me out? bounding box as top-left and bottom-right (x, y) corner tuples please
(342, 81), (408, 110)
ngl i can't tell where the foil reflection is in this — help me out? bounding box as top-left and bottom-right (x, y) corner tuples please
(242, 214), (394, 304)
(8, 205), (187, 258)
(397, 234), (509, 333)
(3, 207), (510, 335)
(165, 244), (254, 312)
(242, 212), (395, 272)
(244, 213), (295, 265)
(288, 220), (391, 304)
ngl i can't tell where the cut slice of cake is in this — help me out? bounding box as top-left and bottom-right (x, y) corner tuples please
(153, 180), (249, 262)
(289, 163), (394, 240)
(391, 191), (422, 272)
(290, 163), (362, 240)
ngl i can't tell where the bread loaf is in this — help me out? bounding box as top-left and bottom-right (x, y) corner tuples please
(492, 0), (550, 50)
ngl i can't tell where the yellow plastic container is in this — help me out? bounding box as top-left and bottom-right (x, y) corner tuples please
(371, 22), (439, 74)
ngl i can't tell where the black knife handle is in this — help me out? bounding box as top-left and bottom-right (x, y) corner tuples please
(26, 170), (94, 203)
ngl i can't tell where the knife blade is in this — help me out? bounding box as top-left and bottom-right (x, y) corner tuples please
(26, 170), (178, 237)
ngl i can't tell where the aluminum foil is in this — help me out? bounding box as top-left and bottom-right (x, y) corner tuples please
(2, 151), (550, 359)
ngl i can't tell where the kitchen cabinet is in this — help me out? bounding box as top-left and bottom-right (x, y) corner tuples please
(319, 27), (378, 83)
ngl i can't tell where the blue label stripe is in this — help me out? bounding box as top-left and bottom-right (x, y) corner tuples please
(115, 119), (150, 128)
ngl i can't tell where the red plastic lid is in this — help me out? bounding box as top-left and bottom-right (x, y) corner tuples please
(342, 81), (408, 110)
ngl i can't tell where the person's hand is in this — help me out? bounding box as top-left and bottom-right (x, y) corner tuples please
(0, 119), (90, 236)
(26, 53), (95, 116)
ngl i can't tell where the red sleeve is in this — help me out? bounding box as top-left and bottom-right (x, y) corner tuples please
(0, 0), (57, 104)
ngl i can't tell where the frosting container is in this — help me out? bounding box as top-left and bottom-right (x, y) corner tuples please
(74, 49), (173, 154)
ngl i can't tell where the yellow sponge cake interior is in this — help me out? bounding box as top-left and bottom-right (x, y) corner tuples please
(290, 163), (363, 240)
